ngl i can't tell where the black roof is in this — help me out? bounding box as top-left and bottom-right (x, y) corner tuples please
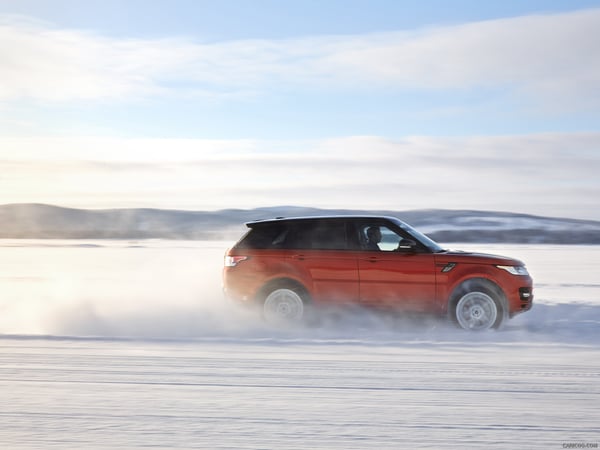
(245, 215), (402, 227)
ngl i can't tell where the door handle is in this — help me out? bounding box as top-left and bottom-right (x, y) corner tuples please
(292, 254), (306, 260)
(366, 256), (379, 263)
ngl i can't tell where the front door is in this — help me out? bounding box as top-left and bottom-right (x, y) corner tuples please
(356, 223), (437, 312)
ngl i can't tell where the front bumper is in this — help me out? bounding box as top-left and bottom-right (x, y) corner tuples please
(510, 286), (533, 316)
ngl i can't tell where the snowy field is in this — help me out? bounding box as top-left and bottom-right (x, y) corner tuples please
(0, 240), (599, 449)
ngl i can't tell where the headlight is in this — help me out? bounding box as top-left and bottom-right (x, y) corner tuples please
(496, 265), (529, 276)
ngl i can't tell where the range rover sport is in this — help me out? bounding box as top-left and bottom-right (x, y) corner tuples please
(223, 216), (533, 330)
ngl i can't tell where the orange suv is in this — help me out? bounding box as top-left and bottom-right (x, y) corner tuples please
(223, 216), (533, 330)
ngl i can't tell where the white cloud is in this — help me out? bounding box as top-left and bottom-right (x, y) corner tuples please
(1, 133), (599, 220)
(1, 9), (599, 109)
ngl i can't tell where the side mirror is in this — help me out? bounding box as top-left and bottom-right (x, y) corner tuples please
(397, 239), (417, 251)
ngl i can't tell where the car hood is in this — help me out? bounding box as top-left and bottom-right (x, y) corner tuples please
(435, 250), (524, 266)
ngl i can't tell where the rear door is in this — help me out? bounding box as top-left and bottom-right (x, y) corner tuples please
(355, 221), (438, 312)
(286, 220), (359, 304)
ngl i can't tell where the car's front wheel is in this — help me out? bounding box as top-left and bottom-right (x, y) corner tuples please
(263, 287), (305, 324)
(452, 282), (506, 330)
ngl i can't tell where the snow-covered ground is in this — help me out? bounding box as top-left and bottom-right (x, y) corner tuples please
(0, 240), (599, 449)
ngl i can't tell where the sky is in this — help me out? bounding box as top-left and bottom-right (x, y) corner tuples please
(1, 0), (599, 220)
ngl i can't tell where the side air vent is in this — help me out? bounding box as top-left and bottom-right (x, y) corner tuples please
(441, 262), (457, 273)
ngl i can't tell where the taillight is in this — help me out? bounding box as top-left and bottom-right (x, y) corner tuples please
(224, 255), (248, 267)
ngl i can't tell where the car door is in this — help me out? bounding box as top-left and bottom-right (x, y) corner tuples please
(356, 222), (438, 312)
(286, 220), (359, 304)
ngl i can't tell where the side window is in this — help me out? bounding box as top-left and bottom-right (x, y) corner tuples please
(379, 226), (403, 251)
(359, 223), (404, 252)
(237, 224), (289, 249)
(289, 221), (348, 250)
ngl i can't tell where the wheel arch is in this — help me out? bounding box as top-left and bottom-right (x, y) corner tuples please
(448, 277), (507, 309)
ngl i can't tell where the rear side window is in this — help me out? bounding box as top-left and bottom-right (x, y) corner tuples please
(287, 221), (348, 250)
(236, 224), (289, 249)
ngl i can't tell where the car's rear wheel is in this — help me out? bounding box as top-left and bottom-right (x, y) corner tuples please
(452, 282), (506, 330)
(263, 288), (305, 323)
